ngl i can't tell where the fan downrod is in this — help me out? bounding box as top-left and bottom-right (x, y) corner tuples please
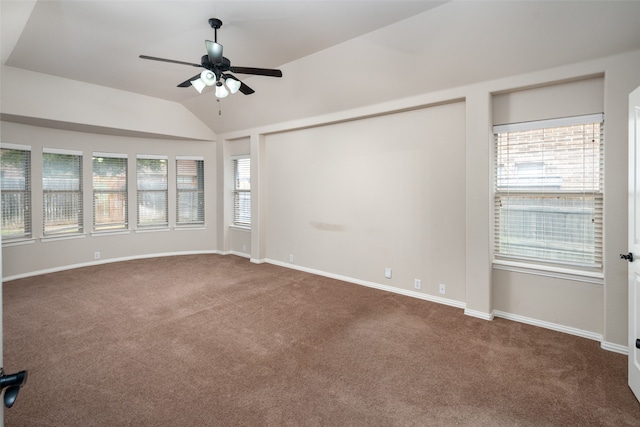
(209, 18), (222, 29)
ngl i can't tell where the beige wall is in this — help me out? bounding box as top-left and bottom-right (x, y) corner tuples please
(1, 122), (217, 279)
(493, 76), (604, 125)
(263, 102), (467, 301)
(493, 269), (603, 334)
(1, 66), (216, 141)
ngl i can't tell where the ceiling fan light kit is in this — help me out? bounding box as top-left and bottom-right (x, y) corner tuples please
(215, 81), (229, 98)
(139, 18), (282, 99)
(199, 70), (216, 86)
(191, 78), (206, 94)
(225, 78), (241, 94)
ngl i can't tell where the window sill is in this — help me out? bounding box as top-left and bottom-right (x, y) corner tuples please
(174, 225), (206, 231)
(2, 238), (36, 247)
(135, 227), (170, 233)
(41, 233), (87, 243)
(229, 225), (251, 232)
(493, 259), (603, 285)
(91, 230), (131, 237)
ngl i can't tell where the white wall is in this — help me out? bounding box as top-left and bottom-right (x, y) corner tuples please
(1, 66), (216, 142)
(263, 102), (467, 301)
(1, 122), (217, 279)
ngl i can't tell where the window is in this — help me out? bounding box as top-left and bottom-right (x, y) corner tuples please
(1, 144), (31, 240)
(493, 114), (603, 268)
(93, 153), (128, 231)
(176, 157), (204, 226)
(136, 155), (168, 228)
(43, 149), (83, 235)
(233, 157), (251, 227)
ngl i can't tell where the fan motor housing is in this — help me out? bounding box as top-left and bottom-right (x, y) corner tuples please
(201, 55), (231, 72)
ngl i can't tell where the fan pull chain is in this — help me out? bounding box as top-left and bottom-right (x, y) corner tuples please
(218, 98), (222, 115)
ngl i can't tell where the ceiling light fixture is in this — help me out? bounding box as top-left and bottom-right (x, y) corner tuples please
(192, 73), (243, 99)
(225, 77), (241, 94)
(191, 70), (216, 94)
(215, 81), (229, 98)
(140, 18), (282, 99)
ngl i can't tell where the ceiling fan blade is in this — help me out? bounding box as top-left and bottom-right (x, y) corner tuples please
(139, 55), (202, 68)
(229, 66), (283, 78)
(223, 73), (255, 95)
(205, 41), (223, 64)
(238, 81), (255, 95)
(177, 74), (202, 88)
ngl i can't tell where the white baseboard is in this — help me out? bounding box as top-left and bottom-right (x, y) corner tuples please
(493, 310), (603, 342)
(264, 258), (466, 310)
(465, 309), (495, 321)
(228, 250), (250, 259)
(600, 341), (628, 355)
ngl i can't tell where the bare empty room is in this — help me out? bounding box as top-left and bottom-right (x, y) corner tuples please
(2, 1), (640, 425)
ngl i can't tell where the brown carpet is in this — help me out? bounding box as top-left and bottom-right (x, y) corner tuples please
(3, 254), (640, 426)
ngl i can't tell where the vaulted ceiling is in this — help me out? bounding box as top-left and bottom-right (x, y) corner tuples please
(3, 1), (640, 135)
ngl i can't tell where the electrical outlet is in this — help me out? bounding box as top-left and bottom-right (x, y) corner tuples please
(242, 244), (247, 253)
(414, 279), (422, 290)
(384, 267), (392, 279)
(289, 254), (294, 263)
(439, 283), (446, 294)
(94, 251), (101, 260)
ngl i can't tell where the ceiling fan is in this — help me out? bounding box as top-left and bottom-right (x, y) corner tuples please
(139, 18), (283, 98)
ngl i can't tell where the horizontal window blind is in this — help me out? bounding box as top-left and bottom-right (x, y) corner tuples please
(1, 146), (32, 239)
(176, 158), (204, 226)
(93, 154), (128, 231)
(233, 157), (251, 226)
(136, 156), (168, 228)
(493, 115), (603, 268)
(43, 150), (83, 235)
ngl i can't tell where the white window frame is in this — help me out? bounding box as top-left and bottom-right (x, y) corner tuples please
(1, 143), (32, 242)
(176, 156), (205, 227)
(136, 154), (168, 229)
(493, 113), (604, 274)
(42, 148), (84, 236)
(232, 156), (251, 228)
(93, 152), (128, 232)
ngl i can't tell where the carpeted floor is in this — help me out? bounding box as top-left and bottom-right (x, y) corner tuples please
(3, 254), (640, 426)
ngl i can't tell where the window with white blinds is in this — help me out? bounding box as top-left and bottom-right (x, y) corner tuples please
(93, 153), (128, 231)
(176, 157), (204, 226)
(233, 157), (251, 227)
(493, 114), (603, 269)
(1, 145), (31, 240)
(43, 149), (83, 235)
(136, 155), (168, 228)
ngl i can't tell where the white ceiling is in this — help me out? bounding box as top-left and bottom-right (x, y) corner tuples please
(2, 0), (444, 103)
(3, 1), (640, 135)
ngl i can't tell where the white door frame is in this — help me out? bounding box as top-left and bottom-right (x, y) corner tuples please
(627, 84), (640, 403)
